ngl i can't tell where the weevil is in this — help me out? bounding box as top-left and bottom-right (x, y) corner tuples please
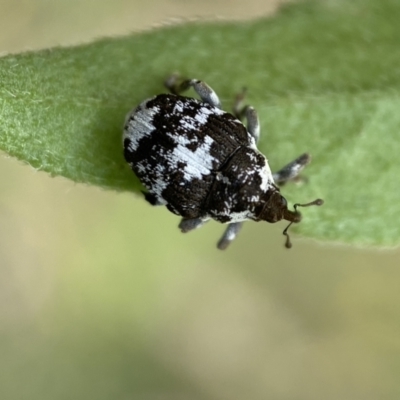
(123, 75), (323, 249)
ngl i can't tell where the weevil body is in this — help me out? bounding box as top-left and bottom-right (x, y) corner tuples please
(123, 76), (322, 249)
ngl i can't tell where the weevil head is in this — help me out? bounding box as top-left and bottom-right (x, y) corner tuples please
(260, 191), (324, 249)
(260, 192), (324, 248)
(259, 191), (301, 223)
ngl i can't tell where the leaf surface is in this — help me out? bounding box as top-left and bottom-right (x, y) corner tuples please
(1, 0), (399, 246)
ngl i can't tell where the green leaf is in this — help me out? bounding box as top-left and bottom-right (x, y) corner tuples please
(1, 0), (399, 247)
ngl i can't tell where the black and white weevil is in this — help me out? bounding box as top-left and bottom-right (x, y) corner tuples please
(123, 75), (323, 249)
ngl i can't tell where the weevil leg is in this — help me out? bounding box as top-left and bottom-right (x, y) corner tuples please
(232, 88), (260, 143)
(243, 106), (260, 144)
(273, 153), (311, 185)
(217, 222), (244, 250)
(179, 217), (209, 233)
(165, 74), (222, 109)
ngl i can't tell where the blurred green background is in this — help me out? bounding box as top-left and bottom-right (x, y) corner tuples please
(1, 1), (400, 399)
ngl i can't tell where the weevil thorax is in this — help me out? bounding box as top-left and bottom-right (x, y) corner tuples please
(258, 190), (302, 224)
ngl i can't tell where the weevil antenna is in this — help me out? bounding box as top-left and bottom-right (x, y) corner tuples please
(282, 198), (324, 249)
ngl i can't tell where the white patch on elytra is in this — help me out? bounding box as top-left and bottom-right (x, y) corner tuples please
(123, 98), (160, 150)
(166, 130), (200, 149)
(194, 106), (218, 124)
(173, 101), (184, 114)
(167, 135), (216, 181)
(180, 117), (198, 131)
(166, 132), (191, 146)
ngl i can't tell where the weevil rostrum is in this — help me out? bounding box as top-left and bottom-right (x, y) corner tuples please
(123, 75), (323, 250)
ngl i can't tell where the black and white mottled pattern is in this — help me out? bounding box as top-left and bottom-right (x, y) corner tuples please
(123, 94), (275, 222)
(123, 76), (322, 250)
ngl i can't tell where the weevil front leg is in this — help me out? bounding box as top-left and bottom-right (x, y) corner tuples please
(273, 153), (311, 185)
(165, 74), (222, 109)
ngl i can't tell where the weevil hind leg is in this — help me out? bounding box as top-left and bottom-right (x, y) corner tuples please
(232, 88), (260, 143)
(179, 217), (209, 233)
(165, 74), (222, 108)
(273, 153), (311, 185)
(217, 222), (244, 250)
